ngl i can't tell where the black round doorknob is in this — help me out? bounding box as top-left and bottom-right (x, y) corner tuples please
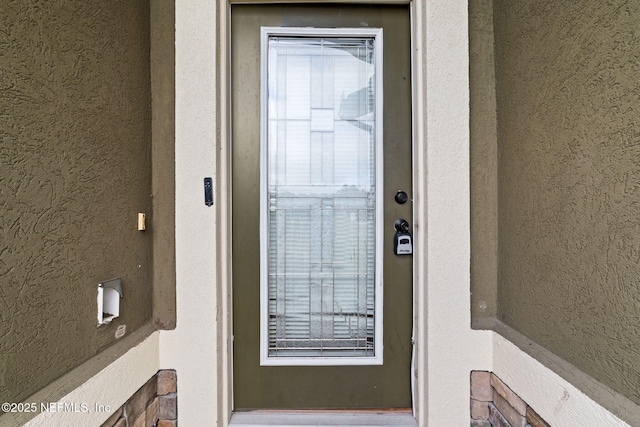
(395, 190), (408, 204)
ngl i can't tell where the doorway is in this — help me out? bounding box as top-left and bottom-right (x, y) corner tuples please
(231, 4), (413, 410)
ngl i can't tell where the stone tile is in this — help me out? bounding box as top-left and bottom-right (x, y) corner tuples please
(158, 420), (177, 427)
(526, 406), (550, 427)
(488, 403), (512, 427)
(471, 398), (490, 420)
(131, 412), (146, 427)
(158, 392), (178, 420)
(126, 376), (158, 423)
(146, 398), (159, 427)
(158, 369), (177, 395)
(471, 371), (492, 402)
(494, 390), (527, 427)
(99, 407), (123, 427)
(491, 373), (527, 415)
(471, 419), (492, 427)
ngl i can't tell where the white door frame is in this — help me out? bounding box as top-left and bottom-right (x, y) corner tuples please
(216, 0), (428, 424)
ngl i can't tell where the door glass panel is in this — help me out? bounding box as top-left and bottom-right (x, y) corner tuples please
(261, 30), (382, 364)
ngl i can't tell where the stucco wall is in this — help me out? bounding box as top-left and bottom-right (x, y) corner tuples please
(469, 0), (498, 320)
(0, 0), (152, 403)
(494, 0), (640, 405)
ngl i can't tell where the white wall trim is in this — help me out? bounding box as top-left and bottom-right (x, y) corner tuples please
(22, 332), (159, 427)
(420, 0), (494, 424)
(475, 319), (638, 427)
(159, 0), (220, 426)
(493, 332), (631, 427)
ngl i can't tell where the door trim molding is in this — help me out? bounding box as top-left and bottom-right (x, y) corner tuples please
(408, 2), (427, 425)
(216, 0), (233, 423)
(216, 1), (425, 424)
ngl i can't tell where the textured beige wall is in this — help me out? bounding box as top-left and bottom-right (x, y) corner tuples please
(0, 1), (152, 403)
(494, 0), (640, 404)
(470, 0), (498, 320)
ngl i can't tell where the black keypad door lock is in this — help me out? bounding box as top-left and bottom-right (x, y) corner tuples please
(394, 219), (413, 255)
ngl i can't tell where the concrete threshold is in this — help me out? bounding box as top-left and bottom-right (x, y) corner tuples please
(229, 410), (418, 427)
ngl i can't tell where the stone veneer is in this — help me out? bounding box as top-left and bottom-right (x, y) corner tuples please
(100, 370), (177, 427)
(471, 371), (549, 427)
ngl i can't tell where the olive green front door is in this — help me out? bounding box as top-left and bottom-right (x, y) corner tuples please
(231, 4), (412, 410)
